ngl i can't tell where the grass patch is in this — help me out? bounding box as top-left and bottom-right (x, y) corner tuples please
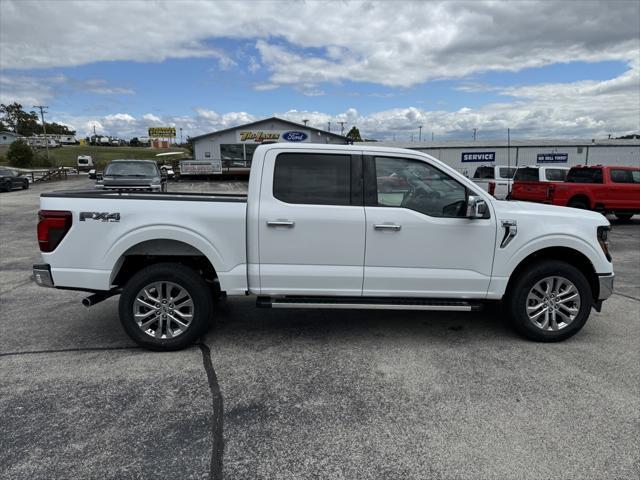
(0, 145), (188, 168)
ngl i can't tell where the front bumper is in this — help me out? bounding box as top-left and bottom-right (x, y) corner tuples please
(33, 264), (54, 287)
(598, 273), (614, 301)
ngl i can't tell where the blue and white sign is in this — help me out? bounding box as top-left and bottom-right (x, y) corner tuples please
(461, 152), (495, 162)
(282, 131), (308, 142)
(537, 153), (568, 163)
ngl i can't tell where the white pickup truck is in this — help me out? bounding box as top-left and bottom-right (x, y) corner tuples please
(33, 144), (614, 350)
(471, 165), (517, 199)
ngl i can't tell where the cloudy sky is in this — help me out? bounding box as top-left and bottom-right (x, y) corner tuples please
(1, 0), (639, 141)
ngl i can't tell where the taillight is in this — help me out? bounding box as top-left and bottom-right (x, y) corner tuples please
(546, 184), (556, 200)
(488, 181), (496, 196)
(37, 210), (72, 252)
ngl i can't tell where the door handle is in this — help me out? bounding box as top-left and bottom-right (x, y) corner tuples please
(266, 220), (295, 228)
(374, 224), (401, 231)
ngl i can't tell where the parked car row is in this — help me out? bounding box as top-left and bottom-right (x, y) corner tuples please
(470, 164), (639, 219)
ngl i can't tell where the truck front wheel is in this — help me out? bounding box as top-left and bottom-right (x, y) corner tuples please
(119, 263), (213, 350)
(506, 260), (592, 342)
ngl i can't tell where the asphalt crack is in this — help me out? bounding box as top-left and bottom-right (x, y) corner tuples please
(0, 345), (139, 357)
(198, 342), (224, 480)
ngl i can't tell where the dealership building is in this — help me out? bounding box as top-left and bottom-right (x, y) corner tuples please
(191, 117), (638, 175)
(367, 139), (640, 176)
(191, 117), (348, 173)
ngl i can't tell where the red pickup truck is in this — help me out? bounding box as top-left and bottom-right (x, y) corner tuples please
(548, 165), (640, 220)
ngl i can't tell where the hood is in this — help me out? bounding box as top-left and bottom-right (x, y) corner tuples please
(491, 199), (609, 226)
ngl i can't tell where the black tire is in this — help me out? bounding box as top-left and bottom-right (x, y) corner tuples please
(22, 181), (29, 189)
(568, 198), (589, 210)
(615, 213), (633, 221)
(1, 181), (10, 192)
(506, 260), (592, 342)
(118, 263), (213, 351)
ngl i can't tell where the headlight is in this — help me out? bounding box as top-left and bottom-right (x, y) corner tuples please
(597, 226), (611, 262)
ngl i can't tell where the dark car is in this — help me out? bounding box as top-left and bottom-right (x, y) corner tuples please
(96, 159), (166, 191)
(0, 168), (29, 192)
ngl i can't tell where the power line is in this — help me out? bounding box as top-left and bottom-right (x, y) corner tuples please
(33, 105), (51, 166)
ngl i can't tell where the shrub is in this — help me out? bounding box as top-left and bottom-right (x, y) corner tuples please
(7, 140), (34, 168)
(32, 151), (52, 168)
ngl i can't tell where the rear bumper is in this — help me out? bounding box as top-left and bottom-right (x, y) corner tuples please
(33, 263), (54, 287)
(598, 273), (614, 301)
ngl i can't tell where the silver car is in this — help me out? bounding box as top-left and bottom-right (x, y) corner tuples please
(96, 159), (167, 192)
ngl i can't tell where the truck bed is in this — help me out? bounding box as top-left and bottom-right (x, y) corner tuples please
(39, 189), (248, 294)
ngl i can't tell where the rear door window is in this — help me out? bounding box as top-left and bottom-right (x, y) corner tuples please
(273, 153), (352, 205)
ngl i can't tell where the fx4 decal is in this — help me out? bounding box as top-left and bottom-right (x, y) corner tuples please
(80, 212), (121, 222)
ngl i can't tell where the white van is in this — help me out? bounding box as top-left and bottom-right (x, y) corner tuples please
(77, 155), (94, 171)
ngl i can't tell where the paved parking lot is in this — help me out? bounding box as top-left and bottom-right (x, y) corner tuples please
(1, 177), (638, 480)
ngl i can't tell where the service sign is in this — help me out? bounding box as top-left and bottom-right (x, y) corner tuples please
(461, 152), (495, 162)
(148, 127), (176, 138)
(237, 130), (310, 143)
(537, 153), (568, 163)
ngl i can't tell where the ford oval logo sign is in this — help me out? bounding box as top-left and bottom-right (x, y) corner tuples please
(282, 131), (308, 142)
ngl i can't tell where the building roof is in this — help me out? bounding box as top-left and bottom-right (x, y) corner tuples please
(359, 138), (640, 149)
(191, 116), (347, 142)
(0, 131), (19, 137)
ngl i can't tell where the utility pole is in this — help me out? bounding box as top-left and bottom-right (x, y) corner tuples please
(303, 119), (309, 126)
(473, 128), (477, 141)
(327, 121), (331, 133)
(33, 105), (51, 166)
(507, 128), (511, 196)
(338, 121), (345, 136)
(180, 127), (183, 144)
(419, 125), (423, 142)
(431, 131), (434, 141)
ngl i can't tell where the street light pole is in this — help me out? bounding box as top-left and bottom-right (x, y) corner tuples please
(33, 105), (50, 166)
(180, 127), (183, 144)
(419, 125), (423, 142)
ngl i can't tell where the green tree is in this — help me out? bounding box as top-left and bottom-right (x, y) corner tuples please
(345, 126), (363, 142)
(7, 139), (34, 168)
(44, 122), (75, 135)
(0, 102), (40, 136)
(129, 137), (140, 146)
(185, 136), (194, 155)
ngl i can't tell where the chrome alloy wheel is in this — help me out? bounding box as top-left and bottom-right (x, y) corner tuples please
(133, 282), (194, 339)
(526, 276), (581, 331)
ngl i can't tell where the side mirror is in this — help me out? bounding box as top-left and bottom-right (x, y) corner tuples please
(466, 195), (488, 219)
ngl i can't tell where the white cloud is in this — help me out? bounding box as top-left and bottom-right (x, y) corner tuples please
(1, 0), (638, 89)
(142, 113), (162, 123)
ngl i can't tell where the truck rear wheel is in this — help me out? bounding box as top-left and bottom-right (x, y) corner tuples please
(506, 260), (592, 342)
(615, 213), (633, 221)
(118, 263), (213, 350)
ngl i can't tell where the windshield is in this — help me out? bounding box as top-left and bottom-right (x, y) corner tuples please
(0, 168), (13, 176)
(473, 166), (495, 179)
(566, 168), (603, 184)
(104, 161), (158, 177)
(515, 168), (539, 181)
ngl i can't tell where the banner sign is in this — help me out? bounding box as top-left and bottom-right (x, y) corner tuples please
(537, 153), (568, 163)
(148, 127), (176, 138)
(461, 152), (495, 162)
(237, 130), (310, 143)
